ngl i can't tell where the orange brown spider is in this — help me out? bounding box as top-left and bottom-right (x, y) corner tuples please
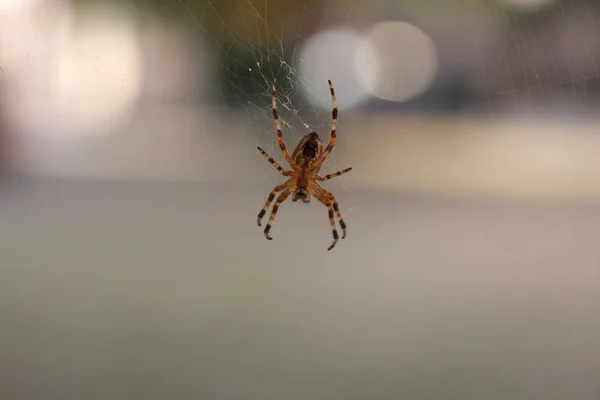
(256, 80), (352, 251)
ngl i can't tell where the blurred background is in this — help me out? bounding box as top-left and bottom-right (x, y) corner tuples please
(2, 0), (600, 398)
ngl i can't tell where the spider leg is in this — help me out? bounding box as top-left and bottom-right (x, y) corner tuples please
(312, 184), (348, 240)
(272, 83), (296, 168)
(257, 181), (291, 226)
(309, 186), (340, 251)
(263, 187), (293, 240)
(257, 146), (292, 176)
(330, 194), (347, 240)
(312, 80), (338, 167)
(316, 167), (352, 181)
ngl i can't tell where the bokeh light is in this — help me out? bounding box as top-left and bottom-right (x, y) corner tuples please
(296, 28), (373, 110)
(358, 21), (438, 103)
(2, 1), (142, 137)
(0, 0), (41, 13)
(54, 2), (142, 134)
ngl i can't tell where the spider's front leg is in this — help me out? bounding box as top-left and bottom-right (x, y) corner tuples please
(312, 184), (348, 244)
(311, 186), (341, 250)
(263, 188), (292, 240)
(257, 182), (290, 226)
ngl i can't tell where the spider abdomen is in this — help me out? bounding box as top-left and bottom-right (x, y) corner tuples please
(302, 144), (317, 158)
(292, 131), (323, 168)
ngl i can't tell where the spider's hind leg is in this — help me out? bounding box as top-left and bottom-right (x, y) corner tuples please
(272, 83), (295, 167)
(313, 80), (338, 166)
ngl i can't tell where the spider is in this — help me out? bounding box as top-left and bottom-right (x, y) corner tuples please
(256, 80), (352, 251)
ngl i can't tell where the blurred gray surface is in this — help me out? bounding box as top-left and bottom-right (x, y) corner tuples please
(1, 177), (600, 399)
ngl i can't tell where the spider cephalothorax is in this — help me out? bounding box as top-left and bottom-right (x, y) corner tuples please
(292, 187), (310, 203)
(256, 80), (352, 251)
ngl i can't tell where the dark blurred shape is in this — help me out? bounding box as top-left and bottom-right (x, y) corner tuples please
(442, 75), (468, 112)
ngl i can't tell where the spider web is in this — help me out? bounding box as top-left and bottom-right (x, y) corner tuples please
(116, 0), (600, 238)
(151, 0), (600, 155)
(162, 0), (367, 222)
(169, 0), (356, 153)
(6, 0), (599, 198)
(162, 0), (600, 107)
(8, 0), (597, 204)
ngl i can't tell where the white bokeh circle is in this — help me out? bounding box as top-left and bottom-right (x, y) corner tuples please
(296, 28), (374, 110)
(358, 21), (439, 102)
(0, 0), (41, 13)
